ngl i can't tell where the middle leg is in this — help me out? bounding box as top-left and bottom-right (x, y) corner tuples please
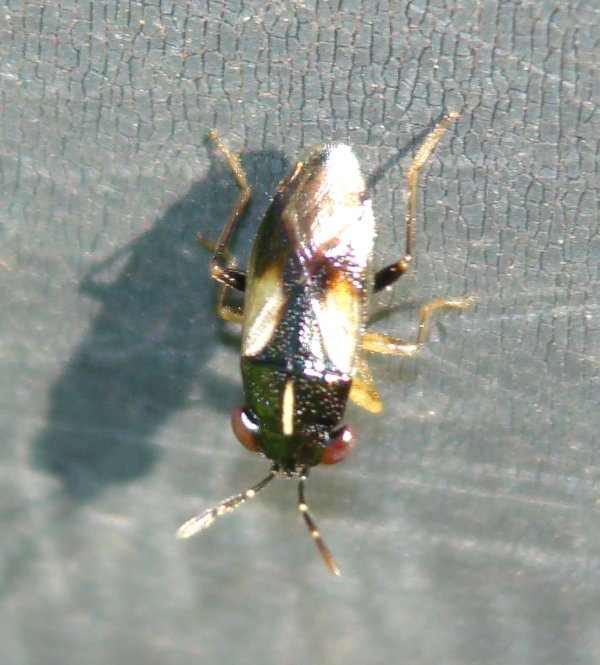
(363, 297), (473, 357)
(197, 234), (244, 325)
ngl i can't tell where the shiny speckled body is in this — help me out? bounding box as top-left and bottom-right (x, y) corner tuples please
(240, 144), (374, 471)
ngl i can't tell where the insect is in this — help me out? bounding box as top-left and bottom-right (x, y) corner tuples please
(177, 113), (471, 575)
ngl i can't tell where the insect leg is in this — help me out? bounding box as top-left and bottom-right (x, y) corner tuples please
(349, 357), (383, 413)
(196, 234), (244, 324)
(207, 129), (251, 292)
(363, 296), (473, 356)
(214, 285), (243, 324)
(374, 111), (459, 292)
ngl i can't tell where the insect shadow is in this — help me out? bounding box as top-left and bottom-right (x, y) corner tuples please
(31, 144), (288, 502)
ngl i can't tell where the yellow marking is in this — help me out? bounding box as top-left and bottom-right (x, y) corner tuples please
(316, 273), (361, 374)
(242, 260), (286, 356)
(349, 376), (384, 414)
(282, 379), (295, 436)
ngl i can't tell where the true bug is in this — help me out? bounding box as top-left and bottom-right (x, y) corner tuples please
(177, 113), (471, 575)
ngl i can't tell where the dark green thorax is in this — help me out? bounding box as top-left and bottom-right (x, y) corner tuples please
(241, 357), (351, 470)
(241, 250), (355, 471)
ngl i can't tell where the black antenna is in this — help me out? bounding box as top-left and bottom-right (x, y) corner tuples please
(176, 470), (276, 539)
(298, 471), (341, 576)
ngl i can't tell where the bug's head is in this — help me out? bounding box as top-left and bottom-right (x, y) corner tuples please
(231, 405), (356, 472)
(176, 371), (349, 575)
(237, 361), (357, 472)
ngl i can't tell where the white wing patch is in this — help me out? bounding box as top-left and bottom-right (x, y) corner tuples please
(309, 146), (374, 375)
(318, 145), (374, 266)
(313, 274), (362, 376)
(242, 262), (286, 357)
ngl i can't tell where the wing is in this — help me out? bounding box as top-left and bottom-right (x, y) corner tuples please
(242, 143), (375, 376)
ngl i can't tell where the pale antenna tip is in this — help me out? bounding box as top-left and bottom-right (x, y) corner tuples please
(176, 511), (216, 539)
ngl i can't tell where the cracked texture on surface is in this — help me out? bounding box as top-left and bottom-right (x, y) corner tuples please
(1, 1), (599, 664)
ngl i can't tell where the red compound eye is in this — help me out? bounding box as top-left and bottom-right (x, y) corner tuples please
(231, 407), (261, 453)
(321, 425), (356, 465)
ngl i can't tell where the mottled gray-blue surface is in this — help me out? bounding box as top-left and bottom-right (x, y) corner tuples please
(2, 1), (599, 664)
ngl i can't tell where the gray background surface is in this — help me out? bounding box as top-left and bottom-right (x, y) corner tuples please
(2, 1), (599, 664)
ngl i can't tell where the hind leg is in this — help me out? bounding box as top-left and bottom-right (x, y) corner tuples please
(374, 112), (459, 292)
